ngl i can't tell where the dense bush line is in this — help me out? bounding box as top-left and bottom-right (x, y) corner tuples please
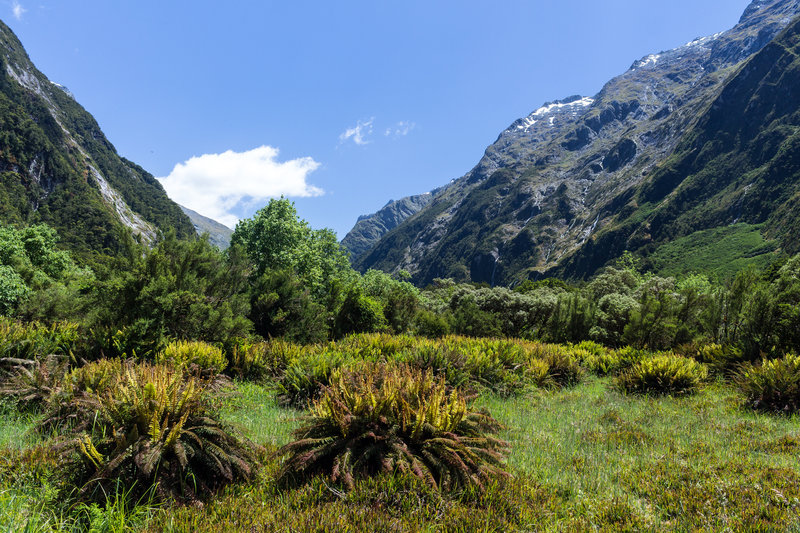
(4, 203), (800, 363)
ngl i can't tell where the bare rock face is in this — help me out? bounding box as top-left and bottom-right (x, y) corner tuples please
(354, 0), (800, 285)
(341, 193), (435, 262)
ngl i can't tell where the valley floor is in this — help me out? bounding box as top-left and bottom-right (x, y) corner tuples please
(4, 374), (798, 532)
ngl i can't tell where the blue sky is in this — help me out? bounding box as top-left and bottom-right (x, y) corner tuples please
(5, 0), (751, 237)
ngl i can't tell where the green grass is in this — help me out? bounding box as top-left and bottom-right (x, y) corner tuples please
(648, 223), (778, 279)
(219, 381), (299, 447)
(0, 405), (39, 450)
(479, 377), (800, 530)
(148, 377), (800, 531)
(5, 368), (800, 531)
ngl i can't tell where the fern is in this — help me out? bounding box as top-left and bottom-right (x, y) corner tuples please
(277, 364), (509, 492)
(62, 362), (259, 503)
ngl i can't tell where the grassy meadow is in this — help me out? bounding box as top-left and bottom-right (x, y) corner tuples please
(2, 333), (799, 532)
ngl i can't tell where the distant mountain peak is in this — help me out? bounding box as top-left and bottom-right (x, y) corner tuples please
(512, 96), (594, 133)
(352, 0), (800, 285)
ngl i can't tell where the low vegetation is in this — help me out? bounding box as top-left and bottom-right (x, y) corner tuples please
(277, 364), (509, 491)
(1, 202), (799, 530)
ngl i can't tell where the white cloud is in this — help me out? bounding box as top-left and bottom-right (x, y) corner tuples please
(384, 121), (416, 137)
(11, 1), (26, 19)
(158, 145), (322, 228)
(339, 118), (374, 145)
(394, 121), (415, 136)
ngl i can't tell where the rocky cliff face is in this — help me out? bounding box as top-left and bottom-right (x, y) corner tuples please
(341, 193), (434, 261)
(0, 20), (193, 260)
(558, 11), (800, 279)
(179, 205), (233, 250)
(355, 0), (800, 285)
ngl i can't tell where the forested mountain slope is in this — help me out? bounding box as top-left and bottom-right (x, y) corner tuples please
(0, 20), (193, 262)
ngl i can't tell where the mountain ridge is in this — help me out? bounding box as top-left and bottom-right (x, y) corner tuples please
(353, 0), (800, 285)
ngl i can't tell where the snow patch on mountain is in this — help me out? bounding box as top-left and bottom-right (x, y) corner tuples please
(515, 96), (594, 132)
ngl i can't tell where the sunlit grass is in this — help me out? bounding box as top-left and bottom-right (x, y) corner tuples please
(4, 361), (800, 531)
(220, 381), (300, 447)
(0, 406), (39, 450)
(478, 377), (800, 529)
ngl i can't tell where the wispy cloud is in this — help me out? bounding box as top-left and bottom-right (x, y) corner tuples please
(339, 118), (374, 146)
(158, 145), (322, 228)
(384, 121), (415, 137)
(11, 1), (26, 20)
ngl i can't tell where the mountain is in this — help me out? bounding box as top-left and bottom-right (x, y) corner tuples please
(354, 0), (800, 285)
(341, 193), (434, 261)
(179, 205), (233, 250)
(0, 20), (194, 262)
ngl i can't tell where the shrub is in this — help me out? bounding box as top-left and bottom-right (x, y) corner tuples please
(616, 354), (708, 395)
(462, 340), (527, 392)
(414, 309), (451, 338)
(693, 343), (746, 376)
(736, 354), (800, 413)
(65, 358), (125, 395)
(613, 346), (649, 370)
(0, 318), (80, 362)
(0, 355), (68, 411)
(68, 362), (259, 502)
(41, 358), (126, 430)
(527, 344), (584, 387)
(525, 358), (552, 388)
(156, 340), (227, 374)
(570, 343), (624, 376)
(276, 349), (358, 408)
(333, 287), (386, 338)
(277, 365), (509, 492)
(398, 341), (470, 389)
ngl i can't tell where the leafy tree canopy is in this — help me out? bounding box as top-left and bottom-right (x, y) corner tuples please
(231, 197), (353, 300)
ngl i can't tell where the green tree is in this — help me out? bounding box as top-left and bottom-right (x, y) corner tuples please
(231, 197), (352, 302)
(333, 286), (386, 338)
(249, 268), (329, 343)
(93, 234), (251, 355)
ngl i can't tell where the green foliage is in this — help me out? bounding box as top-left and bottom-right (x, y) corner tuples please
(156, 340), (227, 374)
(94, 234), (252, 356)
(0, 265), (27, 316)
(249, 268), (328, 343)
(277, 365), (509, 492)
(528, 344), (585, 387)
(0, 318), (80, 362)
(359, 269), (421, 334)
(616, 353), (708, 395)
(736, 353), (800, 413)
(450, 295), (503, 338)
(333, 286), (386, 338)
(690, 342), (745, 376)
(0, 224), (91, 319)
(444, 284), (557, 339)
(276, 349), (359, 408)
(413, 309), (451, 337)
(622, 276), (679, 350)
(571, 341), (624, 376)
(231, 197), (352, 302)
(0, 355), (67, 411)
(648, 224), (779, 279)
(546, 292), (594, 343)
